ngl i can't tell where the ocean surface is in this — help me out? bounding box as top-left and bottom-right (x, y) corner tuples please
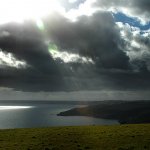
(0, 101), (119, 129)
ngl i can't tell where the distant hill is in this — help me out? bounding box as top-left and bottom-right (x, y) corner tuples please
(58, 100), (150, 124)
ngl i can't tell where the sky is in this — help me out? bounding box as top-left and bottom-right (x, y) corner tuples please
(0, 0), (150, 100)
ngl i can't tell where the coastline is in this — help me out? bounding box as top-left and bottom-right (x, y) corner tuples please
(57, 100), (150, 124)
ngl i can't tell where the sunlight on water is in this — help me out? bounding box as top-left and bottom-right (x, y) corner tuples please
(0, 106), (33, 110)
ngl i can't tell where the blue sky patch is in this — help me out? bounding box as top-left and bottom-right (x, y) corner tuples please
(113, 12), (150, 30)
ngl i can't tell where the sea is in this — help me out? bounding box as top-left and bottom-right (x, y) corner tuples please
(0, 101), (119, 129)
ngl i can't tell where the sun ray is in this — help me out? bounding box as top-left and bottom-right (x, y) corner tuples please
(36, 19), (45, 31)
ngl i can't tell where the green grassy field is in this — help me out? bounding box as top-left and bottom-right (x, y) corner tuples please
(0, 124), (149, 150)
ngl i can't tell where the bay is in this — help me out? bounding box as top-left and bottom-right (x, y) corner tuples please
(0, 101), (119, 129)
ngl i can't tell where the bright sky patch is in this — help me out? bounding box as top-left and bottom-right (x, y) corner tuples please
(114, 12), (150, 30)
(48, 43), (94, 64)
(48, 43), (59, 54)
(51, 51), (94, 64)
(36, 19), (45, 31)
(0, 50), (27, 68)
(0, 0), (64, 24)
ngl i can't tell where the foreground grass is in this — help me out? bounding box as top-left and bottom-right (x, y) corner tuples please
(0, 124), (149, 150)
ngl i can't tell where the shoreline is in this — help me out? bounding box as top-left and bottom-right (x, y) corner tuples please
(57, 100), (150, 124)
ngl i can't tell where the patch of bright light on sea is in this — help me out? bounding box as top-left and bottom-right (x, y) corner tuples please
(0, 106), (34, 110)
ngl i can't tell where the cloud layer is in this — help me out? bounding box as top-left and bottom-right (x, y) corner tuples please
(93, 0), (150, 23)
(0, 0), (149, 94)
(44, 12), (130, 69)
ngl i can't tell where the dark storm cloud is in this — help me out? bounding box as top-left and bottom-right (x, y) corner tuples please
(42, 11), (150, 91)
(0, 67), (63, 91)
(0, 22), (59, 74)
(93, 0), (150, 22)
(44, 12), (130, 70)
(0, 9), (149, 92)
(93, 0), (150, 13)
(123, 0), (150, 16)
(60, 65), (150, 91)
(55, 56), (150, 91)
(0, 22), (63, 91)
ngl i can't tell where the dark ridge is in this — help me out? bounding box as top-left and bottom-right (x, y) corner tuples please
(57, 100), (150, 124)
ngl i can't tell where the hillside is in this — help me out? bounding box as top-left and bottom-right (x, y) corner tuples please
(0, 124), (149, 150)
(58, 101), (150, 124)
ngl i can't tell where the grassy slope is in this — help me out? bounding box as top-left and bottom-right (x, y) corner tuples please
(0, 124), (150, 150)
